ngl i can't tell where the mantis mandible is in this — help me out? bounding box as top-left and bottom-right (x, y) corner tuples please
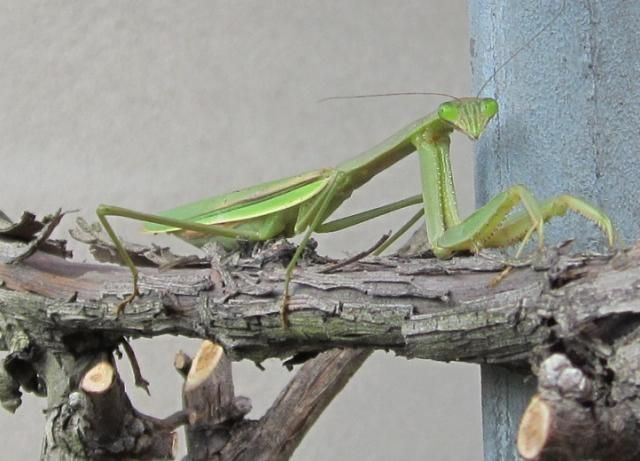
(97, 96), (614, 326)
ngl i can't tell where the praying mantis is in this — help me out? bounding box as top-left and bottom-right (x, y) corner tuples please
(95, 0), (613, 326)
(97, 95), (615, 325)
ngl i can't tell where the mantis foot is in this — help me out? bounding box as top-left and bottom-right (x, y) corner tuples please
(488, 226), (539, 288)
(280, 294), (291, 330)
(490, 266), (513, 287)
(115, 285), (140, 317)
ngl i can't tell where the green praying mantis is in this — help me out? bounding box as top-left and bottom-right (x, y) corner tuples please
(97, 95), (615, 326)
(96, 1), (613, 326)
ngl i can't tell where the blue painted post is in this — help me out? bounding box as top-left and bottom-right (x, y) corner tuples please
(469, 0), (640, 459)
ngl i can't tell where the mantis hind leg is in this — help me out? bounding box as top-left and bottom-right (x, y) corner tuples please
(280, 172), (341, 328)
(96, 205), (267, 315)
(96, 209), (141, 315)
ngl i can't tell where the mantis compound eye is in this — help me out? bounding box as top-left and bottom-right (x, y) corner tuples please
(481, 98), (499, 118)
(438, 102), (459, 123)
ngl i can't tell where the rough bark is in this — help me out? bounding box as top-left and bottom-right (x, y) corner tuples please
(1, 216), (570, 364)
(34, 348), (185, 460)
(2, 211), (640, 459)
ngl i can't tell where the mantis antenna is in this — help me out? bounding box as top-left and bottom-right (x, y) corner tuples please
(318, 92), (460, 103)
(475, 0), (567, 96)
(320, 2), (566, 103)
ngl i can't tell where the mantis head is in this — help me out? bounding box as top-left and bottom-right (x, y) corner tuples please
(437, 97), (498, 140)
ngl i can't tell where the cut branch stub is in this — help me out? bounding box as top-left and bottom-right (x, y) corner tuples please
(180, 340), (252, 459)
(80, 359), (124, 438)
(185, 340), (227, 394)
(184, 340), (238, 426)
(74, 355), (179, 460)
(80, 360), (115, 394)
(519, 352), (640, 461)
(516, 391), (599, 461)
(517, 394), (553, 460)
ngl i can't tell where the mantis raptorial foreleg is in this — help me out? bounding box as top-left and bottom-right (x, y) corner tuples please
(430, 184), (546, 258)
(482, 194), (616, 248)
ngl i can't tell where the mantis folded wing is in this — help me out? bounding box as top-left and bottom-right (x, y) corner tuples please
(97, 97), (615, 326)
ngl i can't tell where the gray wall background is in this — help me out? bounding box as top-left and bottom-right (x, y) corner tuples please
(0, 1), (482, 459)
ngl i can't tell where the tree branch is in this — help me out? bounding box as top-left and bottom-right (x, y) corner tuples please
(0, 233), (588, 364)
